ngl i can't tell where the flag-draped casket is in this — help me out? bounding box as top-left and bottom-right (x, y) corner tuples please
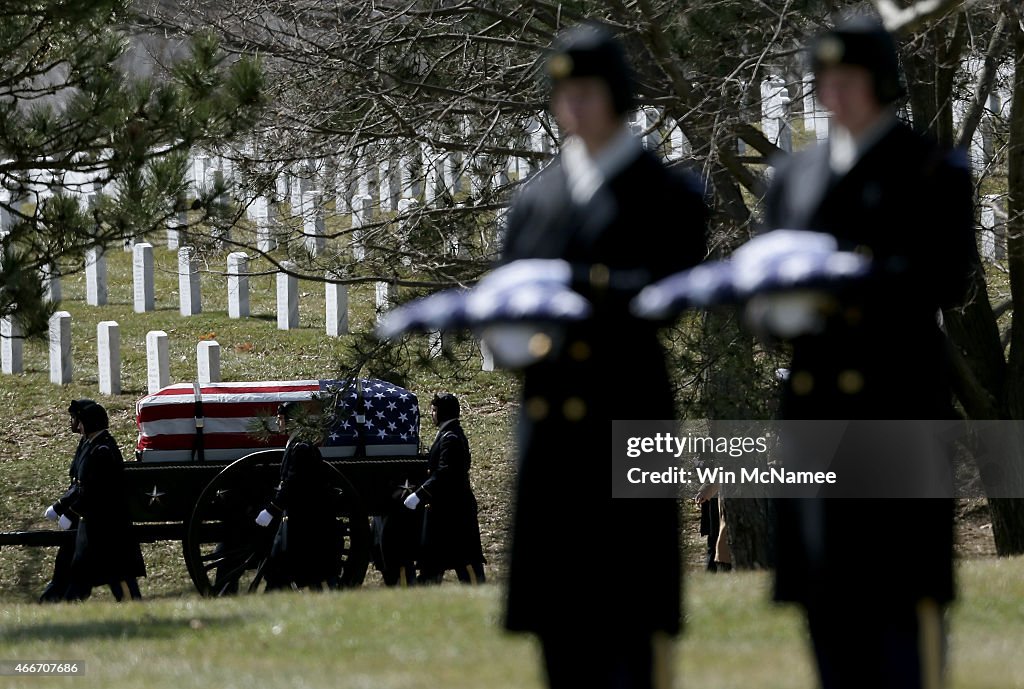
(136, 379), (420, 462)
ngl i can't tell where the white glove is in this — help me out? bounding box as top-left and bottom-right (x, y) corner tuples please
(255, 509), (273, 527)
(44, 505), (59, 521)
(475, 259), (572, 293)
(403, 492), (420, 510)
(57, 514), (73, 530)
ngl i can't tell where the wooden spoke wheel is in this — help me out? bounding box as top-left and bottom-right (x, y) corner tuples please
(183, 450), (370, 596)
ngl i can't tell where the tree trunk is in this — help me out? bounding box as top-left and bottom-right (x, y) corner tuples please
(702, 312), (774, 569)
(987, 9), (1024, 556)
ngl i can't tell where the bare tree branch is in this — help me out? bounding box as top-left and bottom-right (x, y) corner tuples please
(956, 10), (1011, 148)
(874, 0), (967, 35)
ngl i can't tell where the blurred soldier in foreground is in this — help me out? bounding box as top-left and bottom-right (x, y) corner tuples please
(761, 18), (976, 689)
(498, 23), (707, 689)
(256, 401), (340, 591)
(403, 393), (485, 584)
(46, 401), (145, 601)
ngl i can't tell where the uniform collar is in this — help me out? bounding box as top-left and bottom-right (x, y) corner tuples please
(561, 126), (642, 205)
(828, 111), (898, 176)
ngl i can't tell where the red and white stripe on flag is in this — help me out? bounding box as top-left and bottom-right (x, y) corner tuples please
(136, 379), (421, 462)
(135, 380), (317, 462)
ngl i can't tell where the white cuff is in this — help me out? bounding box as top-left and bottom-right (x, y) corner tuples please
(255, 509), (274, 527)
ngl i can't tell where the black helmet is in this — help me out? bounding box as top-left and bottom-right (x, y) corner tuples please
(68, 399), (96, 424)
(431, 393), (460, 423)
(77, 401), (109, 435)
(547, 22), (636, 116)
(809, 17), (905, 105)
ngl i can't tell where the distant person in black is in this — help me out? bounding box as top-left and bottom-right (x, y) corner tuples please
(40, 400), (92, 602)
(761, 18), (976, 689)
(403, 393), (485, 585)
(498, 23), (707, 689)
(46, 401), (145, 602)
(255, 401), (340, 591)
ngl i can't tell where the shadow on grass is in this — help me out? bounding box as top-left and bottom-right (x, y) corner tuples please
(1, 613), (246, 642)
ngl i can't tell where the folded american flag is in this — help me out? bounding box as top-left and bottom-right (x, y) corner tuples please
(631, 230), (872, 319)
(376, 259), (592, 340)
(135, 379), (420, 462)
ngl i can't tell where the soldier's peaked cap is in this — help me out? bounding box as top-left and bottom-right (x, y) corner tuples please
(68, 399), (97, 421)
(77, 401), (109, 434)
(809, 16), (904, 105)
(431, 393), (460, 423)
(547, 22), (636, 115)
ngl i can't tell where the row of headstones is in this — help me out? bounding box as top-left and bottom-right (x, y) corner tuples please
(1, 313), (225, 393)
(208, 111), (692, 235)
(37, 242), (364, 335)
(0, 311), (497, 392)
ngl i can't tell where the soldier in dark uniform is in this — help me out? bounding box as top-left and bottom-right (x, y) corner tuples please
(498, 23), (707, 689)
(402, 393), (485, 585)
(40, 400), (93, 602)
(760, 18), (976, 689)
(256, 402), (340, 591)
(48, 401), (145, 602)
(372, 480), (422, 587)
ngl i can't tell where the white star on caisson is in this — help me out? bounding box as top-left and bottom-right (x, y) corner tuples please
(146, 485), (166, 506)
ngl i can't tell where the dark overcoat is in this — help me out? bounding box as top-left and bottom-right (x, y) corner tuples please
(265, 438), (340, 587)
(763, 121), (977, 607)
(55, 431), (146, 587)
(417, 420), (484, 571)
(501, 146), (707, 634)
(40, 438), (87, 601)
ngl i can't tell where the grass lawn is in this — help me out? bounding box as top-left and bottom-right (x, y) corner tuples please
(0, 559), (1022, 689)
(2, 239), (1021, 689)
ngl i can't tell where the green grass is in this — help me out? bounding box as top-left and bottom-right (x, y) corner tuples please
(0, 560), (1022, 689)
(2, 229), (1021, 689)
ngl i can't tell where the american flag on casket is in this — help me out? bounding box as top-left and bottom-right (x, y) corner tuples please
(136, 379), (420, 462)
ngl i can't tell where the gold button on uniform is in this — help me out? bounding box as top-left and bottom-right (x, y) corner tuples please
(589, 264), (610, 289)
(838, 369), (864, 394)
(528, 333), (553, 358)
(791, 371), (814, 396)
(525, 397), (549, 421)
(562, 397), (586, 421)
(568, 340), (591, 361)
